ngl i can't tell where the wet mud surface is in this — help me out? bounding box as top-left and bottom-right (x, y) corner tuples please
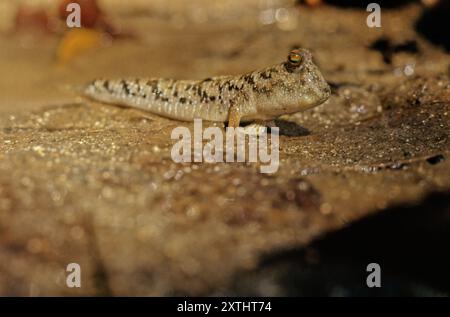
(0, 1), (449, 295)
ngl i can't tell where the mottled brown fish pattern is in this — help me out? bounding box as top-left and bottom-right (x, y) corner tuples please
(83, 48), (330, 127)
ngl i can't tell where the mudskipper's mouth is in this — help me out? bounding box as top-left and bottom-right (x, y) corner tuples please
(315, 82), (331, 104)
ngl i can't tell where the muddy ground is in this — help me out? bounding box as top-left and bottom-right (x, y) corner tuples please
(0, 0), (449, 296)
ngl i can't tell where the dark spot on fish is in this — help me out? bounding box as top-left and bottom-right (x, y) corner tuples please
(243, 74), (255, 86)
(154, 90), (163, 100)
(255, 85), (272, 95)
(120, 80), (132, 95)
(146, 80), (159, 94)
(260, 71), (272, 79)
(201, 91), (209, 102)
(103, 80), (110, 91)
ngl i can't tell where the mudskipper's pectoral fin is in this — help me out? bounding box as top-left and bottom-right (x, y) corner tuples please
(228, 104), (241, 128)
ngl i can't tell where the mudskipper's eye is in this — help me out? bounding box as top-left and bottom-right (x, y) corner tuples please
(288, 50), (302, 66)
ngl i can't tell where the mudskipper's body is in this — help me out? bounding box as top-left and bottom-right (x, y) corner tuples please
(83, 49), (330, 127)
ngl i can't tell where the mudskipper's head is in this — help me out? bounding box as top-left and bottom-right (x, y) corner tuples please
(284, 48), (330, 107)
(257, 48), (330, 117)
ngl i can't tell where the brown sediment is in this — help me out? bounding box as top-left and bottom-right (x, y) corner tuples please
(0, 0), (449, 295)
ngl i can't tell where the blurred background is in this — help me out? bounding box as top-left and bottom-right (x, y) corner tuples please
(0, 0), (449, 296)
